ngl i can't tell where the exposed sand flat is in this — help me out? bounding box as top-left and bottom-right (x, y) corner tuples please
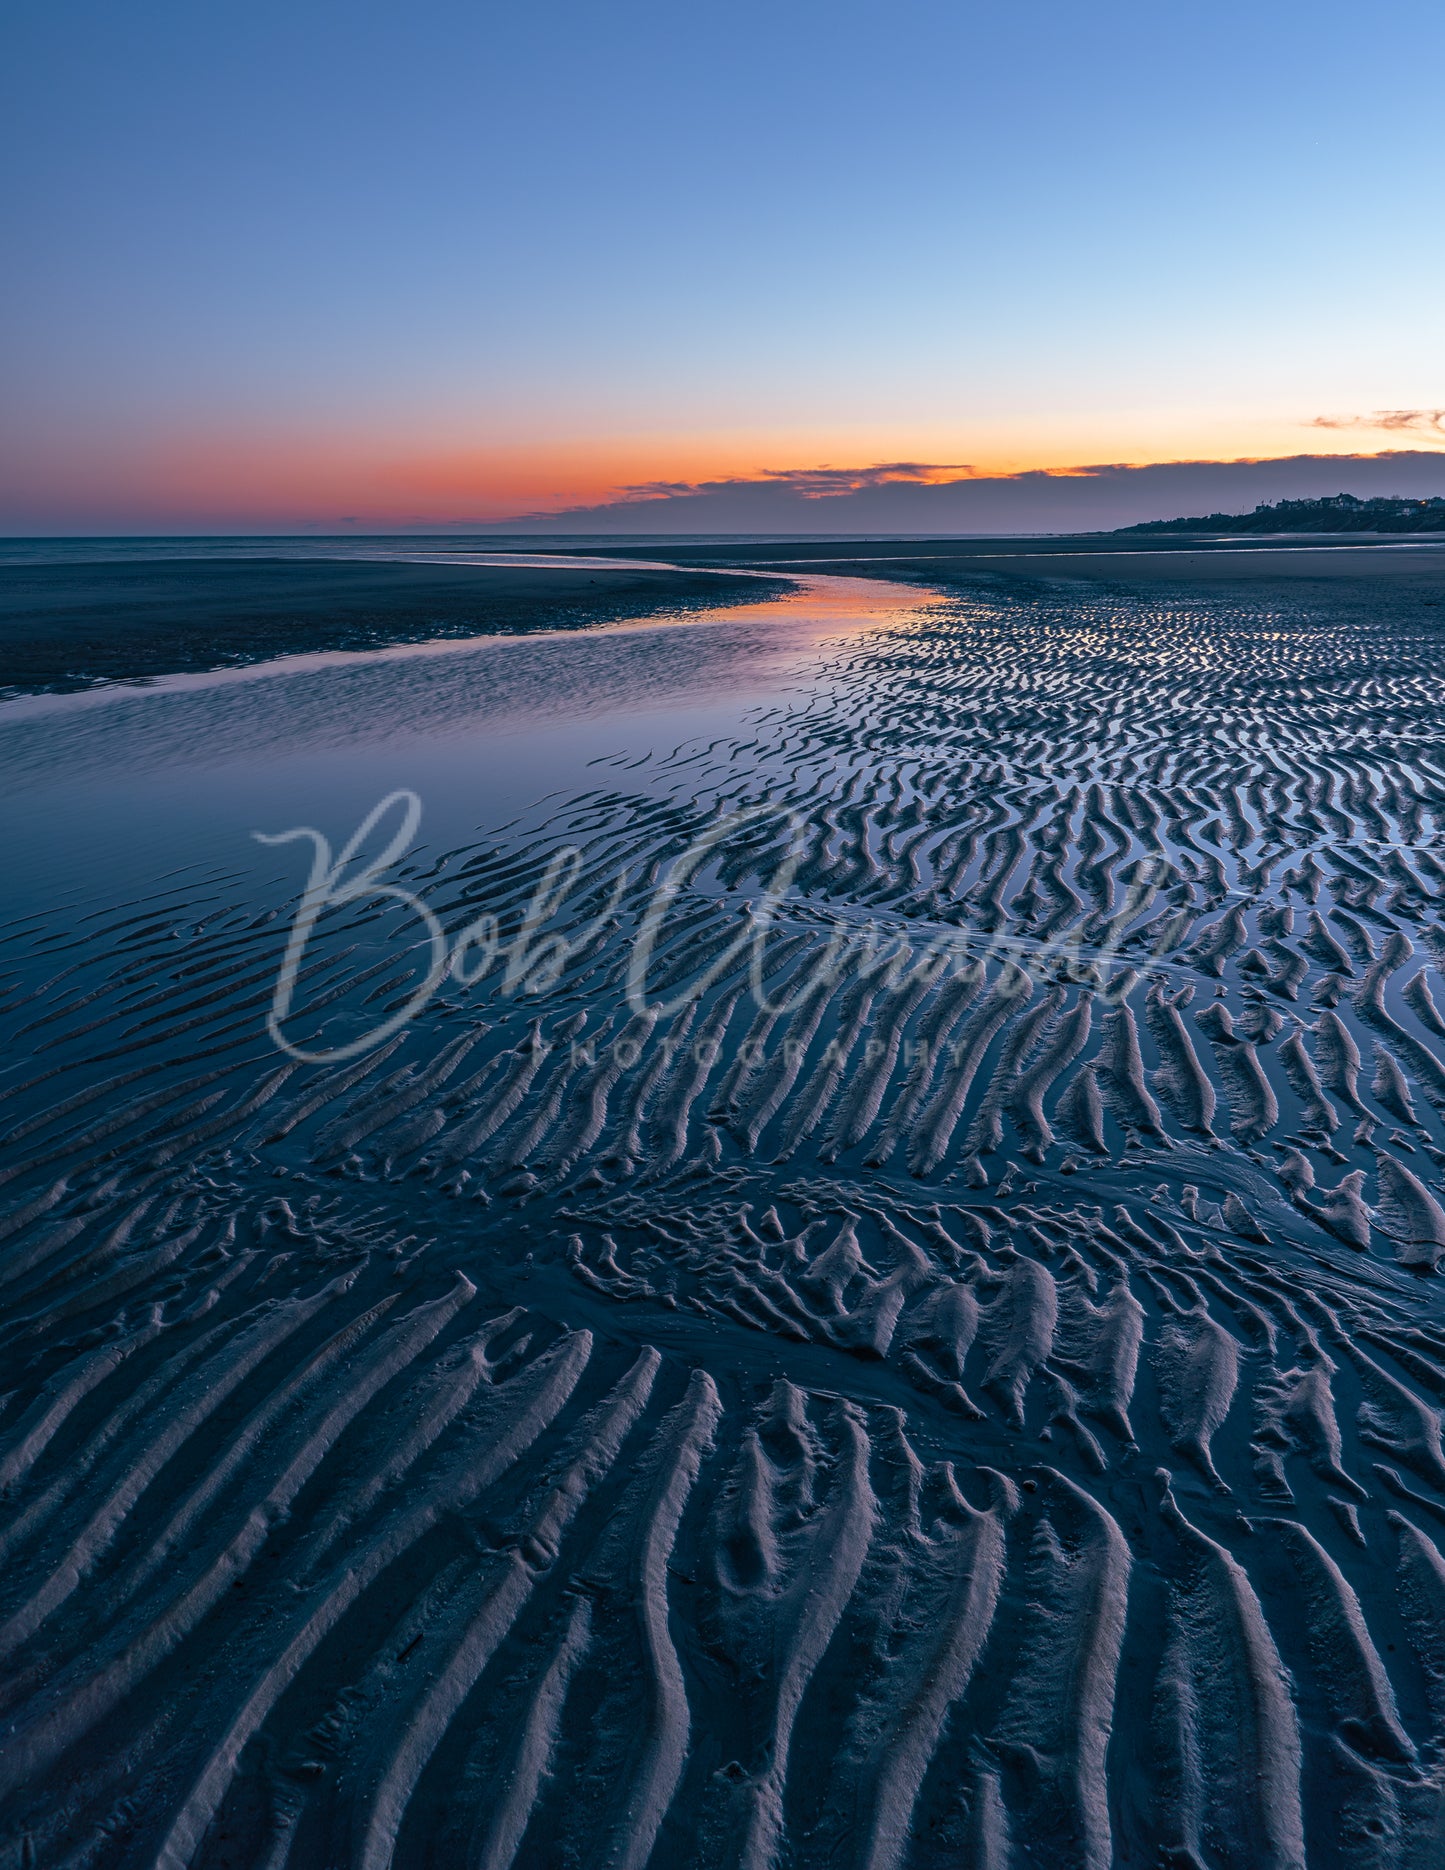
(836, 542), (1445, 585)
(549, 528), (1445, 584)
(0, 555), (793, 692)
(3, 558), (1445, 1866)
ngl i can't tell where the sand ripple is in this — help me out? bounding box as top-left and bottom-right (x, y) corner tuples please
(4, 580), (1445, 1864)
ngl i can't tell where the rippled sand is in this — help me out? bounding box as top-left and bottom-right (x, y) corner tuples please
(4, 563), (1445, 1868)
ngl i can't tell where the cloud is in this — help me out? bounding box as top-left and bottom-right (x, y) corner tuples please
(612, 479), (701, 499)
(613, 461), (974, 502)
(493, 450), (1445, 535)
(1310, 409), (1445, 440)
(751, 461), (976, 495)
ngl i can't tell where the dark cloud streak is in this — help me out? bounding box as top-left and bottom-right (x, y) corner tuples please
(616, 462), (974, 501)
(1310, 409), (1445, 438)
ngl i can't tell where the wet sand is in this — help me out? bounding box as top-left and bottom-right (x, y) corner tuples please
(549, 527), (1445, 585)
(0, 555), (793, 692)
(3, 560), (1445, 1867)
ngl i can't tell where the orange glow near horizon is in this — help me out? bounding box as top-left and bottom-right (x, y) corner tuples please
(4, 414), (1442, 530)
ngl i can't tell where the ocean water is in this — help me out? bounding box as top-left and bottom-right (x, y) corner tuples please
(0, 533), (801, 570)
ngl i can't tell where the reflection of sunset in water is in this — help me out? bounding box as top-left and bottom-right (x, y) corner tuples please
(0, 572), (934, 734)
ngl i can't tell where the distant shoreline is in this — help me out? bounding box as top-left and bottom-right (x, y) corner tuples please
(1116, 493), (1445, 536)
(495, 530), (1445, 593)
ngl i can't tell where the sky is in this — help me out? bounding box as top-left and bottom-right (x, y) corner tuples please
(2, 0), (1443, 534)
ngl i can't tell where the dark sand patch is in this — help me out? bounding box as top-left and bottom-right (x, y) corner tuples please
(0, 556), (793, 693)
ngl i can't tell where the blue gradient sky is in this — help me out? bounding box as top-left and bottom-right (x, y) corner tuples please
(2, 0), (1442, 530)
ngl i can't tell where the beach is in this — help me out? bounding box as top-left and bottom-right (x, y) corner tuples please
(0, 552), (793, 692)
(550, 526), (1445, 584)
(3, 537), (1445, 1867)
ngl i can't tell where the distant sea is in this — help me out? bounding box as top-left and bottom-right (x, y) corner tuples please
(0, 533), (831, 568)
